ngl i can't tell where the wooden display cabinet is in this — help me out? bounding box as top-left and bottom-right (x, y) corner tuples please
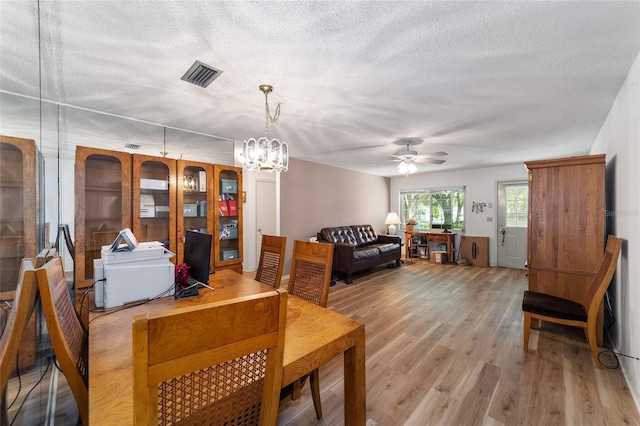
(0, 135), (38, 370)
(177, 160), (214, 270)
(0, 136), (38, 297)
(75, 147), (132, 300)
(525, 154), (605, 342)
(132, 154), (177, 261)
(214, 165), (243, 273)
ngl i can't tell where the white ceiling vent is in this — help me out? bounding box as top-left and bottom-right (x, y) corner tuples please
(181, 60), (223, 88)
(124, 143), (140, 150)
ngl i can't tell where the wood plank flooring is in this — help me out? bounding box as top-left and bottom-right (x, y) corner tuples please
(276, 261), (640, 426)
(5, 261), (639, 425)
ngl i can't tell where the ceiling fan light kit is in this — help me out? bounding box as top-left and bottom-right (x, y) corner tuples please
(391, 140), (447, 176)
(241, 84), (288, 173)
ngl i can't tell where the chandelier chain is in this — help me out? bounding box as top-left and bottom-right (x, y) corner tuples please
(263, 90), (281, 139)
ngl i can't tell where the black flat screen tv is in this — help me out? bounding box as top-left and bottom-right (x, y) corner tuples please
(184, 230), (213, 285)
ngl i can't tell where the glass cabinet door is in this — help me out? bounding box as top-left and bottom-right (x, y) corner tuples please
(75, 147), (131, 295)
(214, 165), (243, 271)
(0, 137), (37, 297)
(177, 160), (213, 267)
(133, 155), (176, 260)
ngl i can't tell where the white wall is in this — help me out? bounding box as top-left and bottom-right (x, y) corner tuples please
(281, 158), (390, 275)
(590, 51), (640, 408)
(390, 163), (528, 266)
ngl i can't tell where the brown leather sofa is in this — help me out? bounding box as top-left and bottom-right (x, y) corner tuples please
(318, 224), (401, 284)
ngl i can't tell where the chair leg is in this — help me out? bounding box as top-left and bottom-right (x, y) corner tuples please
(2, 388), (8, 426)
(586, 321), (602, 368)
(309, 368), (323, 419)
(523, 312), (531, 351)
(291, 378), (303, 401)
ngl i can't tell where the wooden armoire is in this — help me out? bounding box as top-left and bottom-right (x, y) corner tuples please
(525, 154), (605, 342)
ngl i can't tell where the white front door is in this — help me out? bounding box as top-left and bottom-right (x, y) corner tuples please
(497, 181), (528, 269)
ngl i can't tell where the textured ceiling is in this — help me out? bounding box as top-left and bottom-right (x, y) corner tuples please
(1, 1), (639, 176)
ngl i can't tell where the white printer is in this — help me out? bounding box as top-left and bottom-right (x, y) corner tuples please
(93, 229), (175, 308)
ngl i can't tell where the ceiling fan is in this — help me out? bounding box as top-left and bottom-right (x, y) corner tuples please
(390, 138), (447, 175)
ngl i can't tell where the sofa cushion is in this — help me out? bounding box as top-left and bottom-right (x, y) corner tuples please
(353, 246), (380, 261)
(350, 225), (377, 246)
(522, 291), (587, 322)
(375, 243), (400, 254)
(320, 226), (358, 246)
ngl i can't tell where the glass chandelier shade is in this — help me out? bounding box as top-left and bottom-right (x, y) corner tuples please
(398, 160), (417, 176)
(242, 136), (288, 173)
(242, 84), (289, 173)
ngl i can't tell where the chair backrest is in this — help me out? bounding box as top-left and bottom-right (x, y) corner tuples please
(132, 290), (288, 426)
(0, 259), (38, 391)
(584, 235), (622, 316)
(36, 257), (88, 425)
(255, 235), (287, 289)
(287, 240), (334, 307)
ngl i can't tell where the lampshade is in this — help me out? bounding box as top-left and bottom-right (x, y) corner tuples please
(385, 212), (401, 236)
(385, 212), (401, 225)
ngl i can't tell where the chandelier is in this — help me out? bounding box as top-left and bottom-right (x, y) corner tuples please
(241, 84), (288, 173)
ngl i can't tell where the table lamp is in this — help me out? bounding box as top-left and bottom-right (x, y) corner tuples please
(385, 212), (401, 235)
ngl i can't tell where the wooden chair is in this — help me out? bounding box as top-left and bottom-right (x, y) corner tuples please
(36, 257), (88, 425)
(132, 290), (287, 425)
(0, 259), (38, 426)
(255, 234), (287, 289)
(283, 240), (334, 419)
(523, 235), (622, 368)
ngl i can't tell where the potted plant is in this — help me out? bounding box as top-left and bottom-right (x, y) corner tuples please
(406, 219), (417, 233)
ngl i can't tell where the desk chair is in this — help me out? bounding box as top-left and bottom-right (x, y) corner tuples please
(36, 257), (88, 425)
(255, 235), (287, 289)
(283, 240), (334, 419)
(522, 235), (622, 368)
(1, 259), (38, 426)
(132, 290), (287, 425)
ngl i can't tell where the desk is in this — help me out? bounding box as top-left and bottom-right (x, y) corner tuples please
(88, 269), (366, 425)
(405, 231), (457, 263)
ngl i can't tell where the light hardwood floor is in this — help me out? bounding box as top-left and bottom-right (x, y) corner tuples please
(5, 261), (640, 425)
(276, 261), (640, 425)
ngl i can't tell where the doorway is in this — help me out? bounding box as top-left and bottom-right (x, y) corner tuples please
(255, 180), (277, 264)
(496, 181), (528, 269)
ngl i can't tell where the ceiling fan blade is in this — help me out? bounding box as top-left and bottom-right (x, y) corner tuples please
(414, 158), (446, 164)
(414, 151), (448, 159)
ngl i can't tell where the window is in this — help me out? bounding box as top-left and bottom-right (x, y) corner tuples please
(505, 184), (528, 227)
(400, 187), (465, 231)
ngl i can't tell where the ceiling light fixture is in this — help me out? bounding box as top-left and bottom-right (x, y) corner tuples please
(397, 159), (417, 176)
(241, 84), (288, 173)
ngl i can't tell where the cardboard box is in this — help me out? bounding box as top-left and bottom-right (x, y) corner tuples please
(198, 170), (207, 192)
(221, 226), (238, 240)
(140, 178), (168, 190)
(430, 250), (447, 264)
(221, 249), (239, 260)
(183, 204), (198, 217)
(460, 236), (489, 266)
(140, 194), (155, 218)
(220, 179), (238, 194)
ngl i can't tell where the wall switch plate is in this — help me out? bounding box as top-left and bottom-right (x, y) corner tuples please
(487, 217), (493, 222)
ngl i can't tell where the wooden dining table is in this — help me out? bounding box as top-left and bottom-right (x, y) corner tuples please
(88, 269), (366, 425)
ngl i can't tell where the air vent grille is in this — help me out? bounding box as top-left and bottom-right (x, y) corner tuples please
(124, 143), (140, 150)
(181, 60), (223, 88)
